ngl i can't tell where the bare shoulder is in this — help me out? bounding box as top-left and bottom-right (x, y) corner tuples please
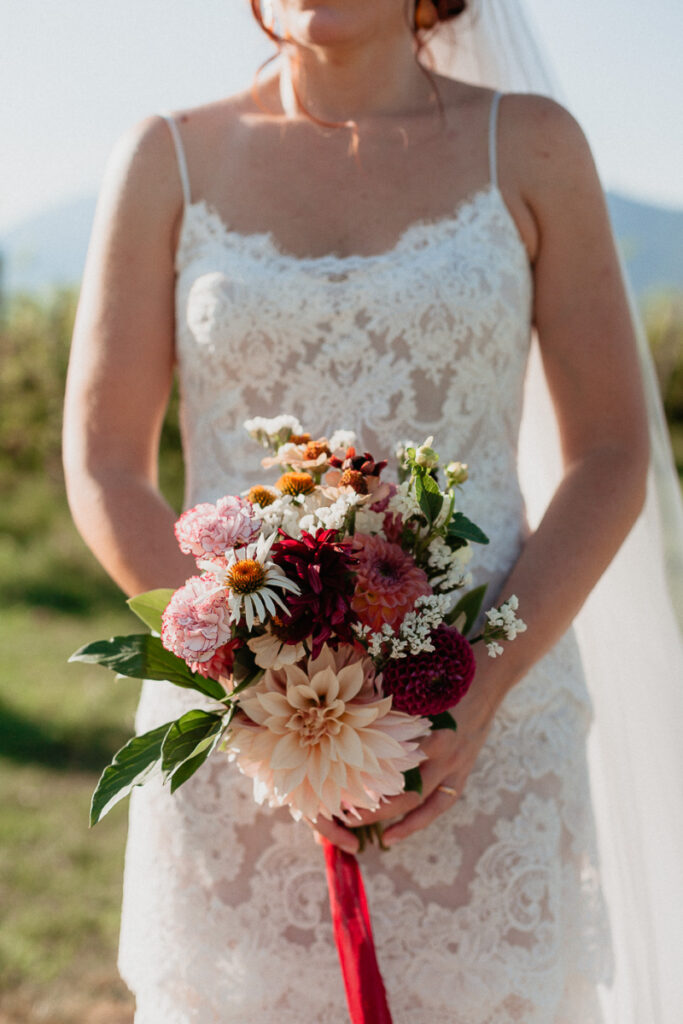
(497, 93), (600, 202)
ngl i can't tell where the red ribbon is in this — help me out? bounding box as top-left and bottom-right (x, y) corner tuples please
(322, 838), (393, 1024)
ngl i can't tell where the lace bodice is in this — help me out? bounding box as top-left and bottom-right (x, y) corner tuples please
(118, 96), (612, 1024)
(175, 181), (532, 595)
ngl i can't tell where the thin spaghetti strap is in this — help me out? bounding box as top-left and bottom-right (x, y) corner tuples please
(159, 111), (192, 206)
(488, 91), (502, 191)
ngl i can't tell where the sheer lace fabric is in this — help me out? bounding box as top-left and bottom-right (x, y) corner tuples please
(118, 184), (613, 1022)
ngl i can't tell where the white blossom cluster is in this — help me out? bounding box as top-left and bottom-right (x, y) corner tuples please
(484, 595), (527, 657)
(299, 490), (361, 534)
(251, 494), (308, 538)
(387, 480), (423, 521)
(426, 536), (473, 591)
(244, 414), (304, 448)
(354, 506), (386, 535)
(328, 429), (357, 452)
(354, 594), (452, 661)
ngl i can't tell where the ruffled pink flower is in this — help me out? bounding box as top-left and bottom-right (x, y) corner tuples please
(174, 496), (260, 560)
(161, 575), (233, 664)
(190, 638), (241, 686)
(351, 534), (432, 633)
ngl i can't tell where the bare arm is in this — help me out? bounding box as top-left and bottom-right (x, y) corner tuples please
(63, 115), (195, 596)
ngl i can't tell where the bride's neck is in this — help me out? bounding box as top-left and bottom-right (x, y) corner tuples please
(280, 34), (434, 124)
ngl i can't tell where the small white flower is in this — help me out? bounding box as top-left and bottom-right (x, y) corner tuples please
(329, 429), (357, 453)
(244, 414), (303, 438)
(487, 641), (504, 658)
(388, 481), (422, 521)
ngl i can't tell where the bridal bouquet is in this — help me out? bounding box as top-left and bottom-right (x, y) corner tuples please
(73, 415), (524, 829)
(72, 414), (525, 1023)
(73, 415), (525, 829)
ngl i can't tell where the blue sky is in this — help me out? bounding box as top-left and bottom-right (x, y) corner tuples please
(2, 0), (682, 233)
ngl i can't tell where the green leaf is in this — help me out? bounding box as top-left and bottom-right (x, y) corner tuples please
(160, 709), (224, 777)
(402, 766), (423, 795)
(69, 634), (226, 701)
(169, 745), (214, 793)
(90, 722), (172, 825)
(446, 512), (489, 546)
(127, 588), (174, 634)
(428, 711), (458, 732)
(414, 472), (444, 526)
(445, 584), (488, 635)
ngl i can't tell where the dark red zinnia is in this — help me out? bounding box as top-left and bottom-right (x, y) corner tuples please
(328, 446), (388, 481)
(270, 529), (359, 657)
(381, 624), (476, 716)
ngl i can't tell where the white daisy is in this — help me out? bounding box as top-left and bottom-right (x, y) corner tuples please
(199, 533), (300, 630)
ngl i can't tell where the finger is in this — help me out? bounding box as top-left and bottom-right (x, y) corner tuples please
(305, 814), (359, 854)
(349, 789), (423, 827)
(382, 787), (457, 845)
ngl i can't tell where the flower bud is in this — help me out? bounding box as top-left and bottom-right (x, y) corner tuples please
(415, 436), (439, 469)
(446, 461), (469, 487)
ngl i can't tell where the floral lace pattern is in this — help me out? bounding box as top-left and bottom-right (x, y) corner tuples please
(119, 185), (613, 1022)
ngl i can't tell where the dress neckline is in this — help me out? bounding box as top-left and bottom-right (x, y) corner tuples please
(178, 181), (532, 271)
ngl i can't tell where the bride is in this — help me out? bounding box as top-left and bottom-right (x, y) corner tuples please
(63, 1), (683, 1021)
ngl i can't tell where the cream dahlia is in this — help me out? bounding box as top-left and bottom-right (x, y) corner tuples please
(227, 644), (430, 822)
(351, 533), (432, 633)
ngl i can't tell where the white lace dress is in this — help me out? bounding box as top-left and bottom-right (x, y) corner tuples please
(118, 94), (613, 1024)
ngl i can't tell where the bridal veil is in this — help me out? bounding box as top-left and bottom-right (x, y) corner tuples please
(429, 3), (683, 1022)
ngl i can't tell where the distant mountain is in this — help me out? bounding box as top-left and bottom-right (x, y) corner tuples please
(1, 195), (98, 297)
(1, 190), (681, 301)
(606, 194), (683, 298)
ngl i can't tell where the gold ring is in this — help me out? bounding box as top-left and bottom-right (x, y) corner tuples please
(437, 785), (458, 797)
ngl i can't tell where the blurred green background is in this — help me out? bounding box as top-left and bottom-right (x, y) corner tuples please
(0, 285), (682, 1023)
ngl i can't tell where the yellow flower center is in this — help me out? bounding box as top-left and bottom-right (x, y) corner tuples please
(338, 468), (368, 494)
(289, 699), (344, 746)
(277, 472), (316, 496)
(248, 485), (276, 508)
(303, 439), (331, 461)
(226, 558), (266, 594)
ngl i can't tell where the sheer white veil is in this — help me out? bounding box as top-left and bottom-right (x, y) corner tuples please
(428, 3), (683, 1022)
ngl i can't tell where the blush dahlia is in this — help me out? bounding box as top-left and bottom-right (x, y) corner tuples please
(380, 624), (477, 716)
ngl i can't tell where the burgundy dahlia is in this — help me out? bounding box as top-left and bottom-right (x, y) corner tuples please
(381, 624), (476, 716)
(270, 528), (359, 657)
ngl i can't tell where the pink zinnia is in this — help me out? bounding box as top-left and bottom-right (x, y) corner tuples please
(381, 624), (476, 716)
(161, 575), (232, 665)
(351, 534), (431, 633)
(174, 496), (260, 560)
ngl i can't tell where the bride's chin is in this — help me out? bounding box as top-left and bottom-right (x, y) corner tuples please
(283, 5), (375, 48)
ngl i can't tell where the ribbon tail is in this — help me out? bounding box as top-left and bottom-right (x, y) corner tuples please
(321, 838), (393, 1024)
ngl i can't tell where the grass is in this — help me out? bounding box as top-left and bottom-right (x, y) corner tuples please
(0, 604), (138, 1023)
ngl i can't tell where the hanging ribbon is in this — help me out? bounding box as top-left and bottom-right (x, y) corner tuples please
(322, 839), (393, 1024)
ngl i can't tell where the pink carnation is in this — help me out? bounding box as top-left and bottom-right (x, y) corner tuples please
(190, 638), (241, 686)
(174, 496), (260, 560)
(161, 575), (233, 664)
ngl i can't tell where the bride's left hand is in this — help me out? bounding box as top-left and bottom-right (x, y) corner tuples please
(380, 662), (500, 845)
(310, 648), (505, 850)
